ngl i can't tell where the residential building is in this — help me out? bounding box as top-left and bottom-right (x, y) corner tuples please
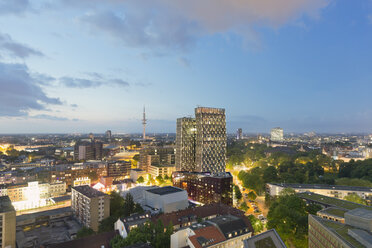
(148, 164), (175, 178)
(267, 183), (372, 203)
(139, 147), (175, 172)
(175, 107), (226, 173)
(105, 130), (112, 141)
(243, 229), (286, 248)
(271, 127), (284, 142)
(71, 185), (110, 232)
(48, 230), (117, 248)
(171, 215), (253, 248)
(130, 169), (147, 182)
(175, 117), (196, 171)
(173, 171), (233, 205)
(107, 161), (131, 178)
(152, 203), (252, 231)
(114, 212), (151, 238)
(0, 196), (16, 248)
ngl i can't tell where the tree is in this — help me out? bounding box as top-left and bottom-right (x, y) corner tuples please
(344, 193), (367, 205)
(240, 202), (249, 212)
(234, 185), (242, 201)
(98, 216), (117, 233)
(156, 175), (164, 184)
(263, 166), (278, 183)
(137, 176), (145, 184)
(248, 215), (264, 233)
(76, 227), (95, 239)
(267, 193), (317, 248)
(247, 191), (257, 200)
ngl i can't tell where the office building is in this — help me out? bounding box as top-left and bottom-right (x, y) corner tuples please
(107, 161), (131, 178)
(243, 229), (286, 248)
(74, 140), (103, 161)
(0, 196), (16, 248)
(173, 171), (233, 205)
(139, 147), (175, 172)
(195, 107), (226, 173)
(175, 107), (226, 173)
(105, 130), (112, 141)
(143, 186), (188, 213)
(309, 210), (372, 248)
(0, 181), (66, 211)
(271, 127), (284, 142)
(267, 183), (372, 204)
(237, 128), (243, 140)
(175, 117), (196, 171)
(71, 185), (110, 232)
(171, 215), (253, 248)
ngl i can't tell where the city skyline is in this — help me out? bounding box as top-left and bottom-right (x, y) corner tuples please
(1, 1), (372, 133)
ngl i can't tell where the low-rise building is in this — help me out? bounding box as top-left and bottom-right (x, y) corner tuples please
(0, 196), (16, 248)
(267, 183), (372, 203)
(130, 169), (147, 182)
(71, 185), (110, 232)
(107, 161), (131, 179)
(171, 215), (253, 248)
(144, 186), (188, 213)
(173, 171), (233, 205)
(114, 212), (151, 238)
(243, 229), (286, 248)
(148, 164), (175, 178)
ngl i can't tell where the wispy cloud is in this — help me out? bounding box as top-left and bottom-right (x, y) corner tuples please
(58, 76), (129, 88)
(30, 114), (78, 121)
(0, 62), (61, 117)
(0, 33), (43, 58)
(74, 0), (330, 50)
(0, 0), (31, 15)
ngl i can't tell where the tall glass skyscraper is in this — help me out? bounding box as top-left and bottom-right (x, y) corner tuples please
(176, 107), (226, 173)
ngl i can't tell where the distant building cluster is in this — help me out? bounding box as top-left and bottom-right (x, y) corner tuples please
(270, 127), (284, 142)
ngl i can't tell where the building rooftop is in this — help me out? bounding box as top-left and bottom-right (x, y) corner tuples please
(188, 225), (226, 248)
(16, 207), (72, 223)
(121, 243), (153, 248)
(318, 207), (347, 218)
(48, 230), (117, 248)
(146, 186), (183, 195)
(243, 229), (287, 248)
(345, 208), (372, 221)
(0, 195), (15, 213)
(208, 215), (250, 239)
(173, 171), (233, 179)
(313, 215), (367, 248)
(51, 195), (71, 203)
(270, 183), (372, 192)
(298, 192), (372, 211)
(72, 185), (107, 198)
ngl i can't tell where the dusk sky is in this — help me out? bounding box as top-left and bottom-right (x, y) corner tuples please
(1, 0), (372, 134)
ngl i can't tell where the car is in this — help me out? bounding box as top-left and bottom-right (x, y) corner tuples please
(258, 214), (264, 220)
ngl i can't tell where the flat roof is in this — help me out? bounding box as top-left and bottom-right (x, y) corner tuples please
(269, 183), (372, 192)
(243, 229), (287, 248)
(318, 207), (347, 218)
(146, 186), (183, 195)
(298, 192), (372, 211)
(0, 196), (15, 213)
(345, 208), (372, 220)
(72, 185), (107, 198)
(312, 215), (365, 248)
(51, 195), (71, 203)
(16, 207), (72, 222)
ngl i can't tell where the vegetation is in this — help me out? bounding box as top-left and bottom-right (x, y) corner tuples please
(336, 178), (372, 187)
(240, 202), (249, 212)
(343, 193), (367, 205)
(267, 190), (321, 248)
(76, 227), (95, 239)
(137, 176), (145, 184)
(339, 159), (372, 181)
(98, 192), (144, 233)
(110, 220), (173, 248)
(247, 191), (257, 200)
(248, 215), (264, 233)
(234, 185), (242, 201)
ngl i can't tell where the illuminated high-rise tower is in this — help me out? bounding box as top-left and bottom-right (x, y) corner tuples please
(142, 106), (147, 140)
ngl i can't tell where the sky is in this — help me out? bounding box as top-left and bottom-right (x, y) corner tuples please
(0, 0), (372, 134)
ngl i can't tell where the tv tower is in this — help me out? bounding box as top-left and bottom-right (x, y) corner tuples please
(142, 106), (147, 140)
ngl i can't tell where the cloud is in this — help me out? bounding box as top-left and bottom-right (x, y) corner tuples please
(178, 57), (190, 67)
(76, 0), (330, 50)
(0, 0), (30, 15)
(58, 76), (129, 88)
(30, 114), (78, 121)
(0, 62), (62, 117)
(0, 33), (43, 58)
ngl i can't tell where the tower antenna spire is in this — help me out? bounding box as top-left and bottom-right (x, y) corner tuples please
(142, 106), (147, 140)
